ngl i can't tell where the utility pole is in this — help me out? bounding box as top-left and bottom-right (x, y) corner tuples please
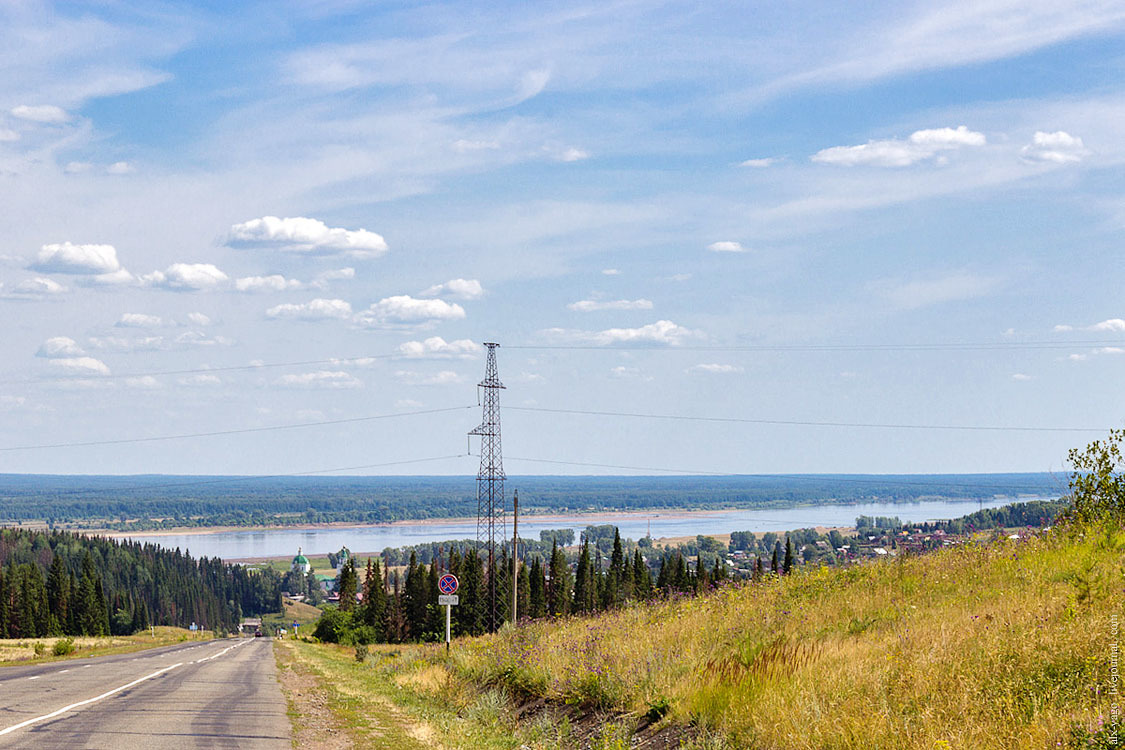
(511, 490), (519, 622)
(469, 343), (506, 631)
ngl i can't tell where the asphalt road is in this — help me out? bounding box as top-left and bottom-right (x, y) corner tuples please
(0, 636), (290, 749)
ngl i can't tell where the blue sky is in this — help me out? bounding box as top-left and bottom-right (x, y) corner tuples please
(1, 0), (1123, 477)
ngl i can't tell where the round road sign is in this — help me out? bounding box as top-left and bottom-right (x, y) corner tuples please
(438, 574), (459, 595)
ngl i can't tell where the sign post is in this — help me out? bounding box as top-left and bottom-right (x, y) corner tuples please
(438, 574), (459, 654)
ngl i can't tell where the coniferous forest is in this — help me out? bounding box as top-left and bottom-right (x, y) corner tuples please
(0, 528), (282, 638)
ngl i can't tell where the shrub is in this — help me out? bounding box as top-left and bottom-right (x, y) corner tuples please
(33, 642), (46, 657)
(355, 644), (368, 663)
(53, 638), (76, 656)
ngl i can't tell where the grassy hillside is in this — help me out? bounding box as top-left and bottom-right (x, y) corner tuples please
(300, 522), (1119, 749)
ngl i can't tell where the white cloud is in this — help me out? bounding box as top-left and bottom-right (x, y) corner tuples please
(395, 370), (462, 386)
(311, 268), (356, 287)
(397, 337), (481, 359)
(567, 298), (654, 312)
(356, 295), (466, 327)
(178, 374), (222, 387)
(0, 129), (19, 142)
(544, 319), (702, 347)
(601, 268), (621, 276)
(812, 126), (985, 167)
(688, 363), (745, 374)
(707, 241), (745, 253)
(1056, 318), (1125, 333)
(142, 263), (229, 291)
(116, 313), (163, 328)
(63, 161), (92, 173)
(265, 298), (353, 321)
(125, 376), (161, 389)
(36, 336), (85, 358)
(419, 278), (484, 300)
(874, 271), (999, 310)
(174, 331), (233, 347)
(235, 274), (304, 293)
(106, 161), (135, 174)
(276, 370), (362, 389)
(30, 242), (121, 275)
(83, 269), (136, 287)
(1020, 130), (1090, 163)
(6, 277), (67, 297)
(228, 216), (388, 259)
(187, 312), (212, 327)
(10, 104), (69, 123)
(1011, 373), (1032, 381)
(1068, 353), (1088, 362)
(557, 147), (590, 162)
(608, 365), (651, 381)
(517, 68), (551, 101)
(740, 157), (779, 168)
(50, 356), (110, 375)
(1095, 347), (1124, 355)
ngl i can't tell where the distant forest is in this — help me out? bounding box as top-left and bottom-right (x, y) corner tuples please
(0, 473), (1067, 531)
(0, 528), (282, 638)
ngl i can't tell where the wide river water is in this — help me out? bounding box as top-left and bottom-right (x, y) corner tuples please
(116, 497), (1027, 560)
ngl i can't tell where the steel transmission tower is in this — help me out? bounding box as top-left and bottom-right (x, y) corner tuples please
(469, 342), (506, 630)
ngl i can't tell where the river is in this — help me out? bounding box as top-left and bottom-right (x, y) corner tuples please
(116, 497), (1029, 560)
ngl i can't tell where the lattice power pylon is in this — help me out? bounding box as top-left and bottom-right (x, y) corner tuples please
(469, 342), (506, 631)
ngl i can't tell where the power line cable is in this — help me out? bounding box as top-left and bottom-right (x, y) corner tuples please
(0, 405), (475, 453)
(506, 340), (1125, 352)
(507, 406), (1115, 433)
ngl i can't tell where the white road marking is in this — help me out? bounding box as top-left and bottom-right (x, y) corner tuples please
(27, 676), (40, 681)
(82, 664), (91, 668)
(57, 670), (69, 674)
(0, 663), (183, 737)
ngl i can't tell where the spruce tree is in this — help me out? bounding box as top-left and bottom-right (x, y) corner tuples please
(783, 536), (795, 575)
(632, 549), (650, 600)
(771, 542), (781, 576)
(528, 556), (546, 619)
(573, 541), (593, 613)
(546, 542), (570, 617)
(337, 557), (358, 612)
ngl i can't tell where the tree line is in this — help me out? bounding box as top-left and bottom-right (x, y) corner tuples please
(0, 528), (282, 638)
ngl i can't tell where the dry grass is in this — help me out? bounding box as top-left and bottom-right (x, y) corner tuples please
(428, 524), (1121, 749)
(0, 626), (213, 666)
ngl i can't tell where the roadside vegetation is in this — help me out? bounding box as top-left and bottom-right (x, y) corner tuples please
(0, 626), (215, 666)
(283, 433), (1122, 749)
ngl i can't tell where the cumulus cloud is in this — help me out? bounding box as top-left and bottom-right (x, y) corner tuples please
(36, 336), (85, 358)
(0, 129), (19, 142)
(5, 277), (67, 297)
(688, 363), (745, 374)
(116, 313), (163, 328)
(397, 337), (481, 359)
(544, 320), (702, 347)
(174, 331), (233, 347)
(276, 370), (362, 389)
(1021, 131), (1089, 164)
(10, 104), (69, 123)
(64, 161), (92, 173)
(30, 242), (121, 275)
(50, 357), (109, 375)
(395, 370), (462, 386)
(707, 241), (745, 253)
(265, 298), (353, 321)
(602, 268), (621, 276)
(608, 365), (651, 381)
(1011, 373), (1032, 381)
(235, 274), (303, 293)
(141, 263), (229, 291)
(228, 216), (388, 259)
(567, 299), (654, 312)
(557, 147), (590, 162)
(83, 269), (136, 287)
(419, 278), (484, 300)
(812, 125), (985, 167)
(106, 161), (134, 175)
(186, 312), (212, 327)
(312, 268), (356, 287)
(356, 295), (466, 327)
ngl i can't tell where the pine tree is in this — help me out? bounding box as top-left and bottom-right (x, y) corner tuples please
(403, 553), (429, 638)
(360, 558), (386, 639)
(46, 554), (69, 636)
(771, 542), (782, 576)
(0, 567), (9, 638)
(457, 548), (486, 637)
(516, 561), (530, 621)
(783, 536), (795, 575)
